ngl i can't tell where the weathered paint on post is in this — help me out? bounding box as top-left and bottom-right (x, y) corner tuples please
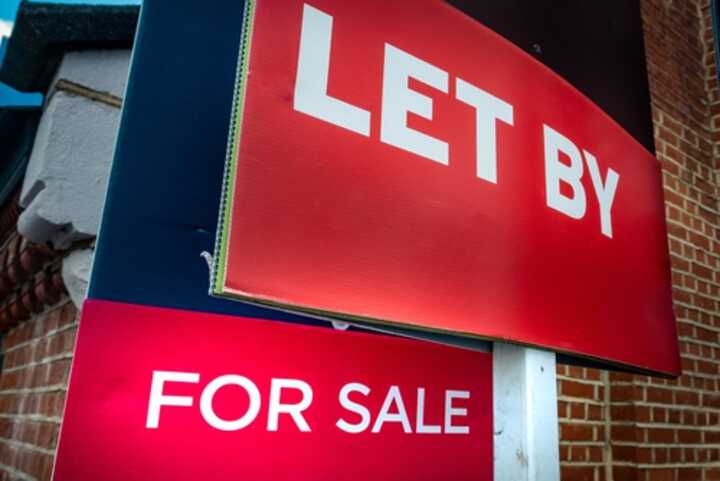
(494, 343), (559, 481)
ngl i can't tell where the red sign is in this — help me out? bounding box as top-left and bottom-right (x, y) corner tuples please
(212, 0), (679, 375)
(52, 300), (493, 481)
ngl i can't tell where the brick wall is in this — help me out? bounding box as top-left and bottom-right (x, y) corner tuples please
(559, 1), (720, 480)
(0, 195), (75, 481)
(0, 301), (77, 481)
(559, 366), (609, 481)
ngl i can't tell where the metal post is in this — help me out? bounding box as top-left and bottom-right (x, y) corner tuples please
(493, 343), (560, 481)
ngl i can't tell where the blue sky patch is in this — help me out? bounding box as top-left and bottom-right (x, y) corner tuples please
(0, 0), (20, 22)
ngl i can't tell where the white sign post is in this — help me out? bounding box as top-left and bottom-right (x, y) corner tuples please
(494, 343), (560, 481)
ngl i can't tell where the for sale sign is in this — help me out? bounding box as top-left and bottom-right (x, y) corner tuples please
(52, 301), (493, 481)
(212, 0), (679, 376)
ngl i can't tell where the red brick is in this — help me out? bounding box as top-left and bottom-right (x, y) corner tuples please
(561, 380), (595, 399)
(703, 393), (720, 408)
(678, 467), (702, 481)
(613, 465), (640, 481)
(561, 423), (594, 442)
(561, 465), (595, 481)
(587, 404), (602, 421)
(613, 445), (637, 462)
(655, 447), (669, 463)
(647, 468), (676, 481)
(587, 446), (603, 463)
(560, 444), (570, 461)
(36, 422), (59, 450)
(611, 404), (635, 421)
(677, 429), (701, 444)
(647, 427), (675, 443)
(611, 384), (641, 401)
(569, 402), (585, 419)
(675, 390), (700, 406)
(59, 303), (77, 328)
(46, 359), (71, 386)
(611, 424), (639, 442)
(697, 360), (718, 375)
(647, 386), (674, 403)
(707, 468), (720, 480)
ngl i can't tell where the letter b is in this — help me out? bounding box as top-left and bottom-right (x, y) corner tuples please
(543, 125), (586, 220)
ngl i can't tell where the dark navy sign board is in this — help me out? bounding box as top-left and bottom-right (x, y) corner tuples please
(89, 0), (307, 321)
(90, 0), (655, 371)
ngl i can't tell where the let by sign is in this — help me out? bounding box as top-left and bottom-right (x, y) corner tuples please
(213, 0), (679, 376)
(52, 301), (493, 481)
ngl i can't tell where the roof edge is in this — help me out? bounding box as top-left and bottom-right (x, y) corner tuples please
(0, 2), (139, 92)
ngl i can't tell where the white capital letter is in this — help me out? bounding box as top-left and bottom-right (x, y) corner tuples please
(456, 78), (514, 183)
(336, 382), (371, 433)
(294, 4), (370, 136)
(381, 44), (449, 164)
(583, 150), (619, 238)
(544, 125), (586, 220)
(416, 388), (441, 434)
(268, 378), (314, 432)
(146, 371), (199, 429)
(199, 375), (261, 431)
(444, 390), (470, 434)
(371, 386), (412, 433)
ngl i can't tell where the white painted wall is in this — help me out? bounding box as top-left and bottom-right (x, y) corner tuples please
(18, 49), (131, 305)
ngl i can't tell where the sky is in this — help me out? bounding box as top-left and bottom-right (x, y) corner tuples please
(0, 0), (20, 38)
(0, 0), (20, 22)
